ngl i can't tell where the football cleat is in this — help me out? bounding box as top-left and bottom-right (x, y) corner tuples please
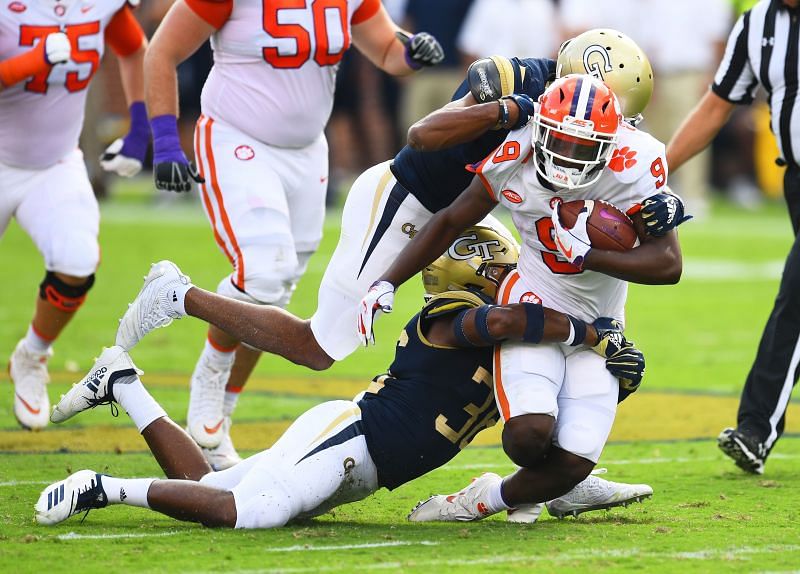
(115, 260), (191, 350)
(203, 417), (242, 471)
(718, 427), (766, 475)
(51, 346), (142, 423)
(9, 339), (52, 430)
(407, 472), (502, 522)
(186, 351), (234, 449)
(35, 470), (108, 525)
(546, 471), (653, 519)
(506, 502), (544, 523)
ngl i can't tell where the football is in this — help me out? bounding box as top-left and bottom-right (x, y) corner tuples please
(558, 199), (637, 252)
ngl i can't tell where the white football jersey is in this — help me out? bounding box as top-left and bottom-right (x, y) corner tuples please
(470, 120), (669, 323)
(0, 0), (126, 169)
(200, 0), (379, 148)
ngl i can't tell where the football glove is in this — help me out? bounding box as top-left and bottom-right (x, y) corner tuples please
(100, 102), (150, 178)
(592, 317), (645, 399)
(551, 201), (592, 268)
(44, 32), (71, 65)
(357, 280), (395, 346)
(638, 188), (692, 236)
(396, 31), (444, 70)
(503, 94), (535, 129)
(151, 114), (204, 192)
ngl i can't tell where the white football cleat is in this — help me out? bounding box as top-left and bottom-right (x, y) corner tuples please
(9, 339), (52, 430)
(51, 346), (142, 424)
(186, 351), (234, 449)
(546, 471), (653, 519)
(116, 260), (191, 350)
(35, 470), (108, 525)
(506, 503), (544, 523)
(203, 417), (242, 471)
(407, 472), (502, 522)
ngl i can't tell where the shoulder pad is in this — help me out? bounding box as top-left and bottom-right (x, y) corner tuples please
(420, 291), (486, 323)
(607, 125), (666, 184)
(467, 56), (516, 103)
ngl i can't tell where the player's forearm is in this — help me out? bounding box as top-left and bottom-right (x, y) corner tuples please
(485, 305), (598, 346)
(584, 232), (682, 285)
(352, 7), (415, 77)
(667, 90), (735, 172)
(144, 42), (181, 118)
(408, 100), (507, 151)
(118, 43), (146, 106)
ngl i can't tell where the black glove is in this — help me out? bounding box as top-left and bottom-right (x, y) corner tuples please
(503, 94), (535, 129)
(153, 161), (204, 193)
(592, 317), (645, 401)
(640, 188), (692, 236)
(397, 31), (444, 69)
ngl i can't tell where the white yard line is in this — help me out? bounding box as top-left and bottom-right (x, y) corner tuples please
(264, 541), (438, 553)
(0, 480), (50, 486)
(57, 531), (181, 540)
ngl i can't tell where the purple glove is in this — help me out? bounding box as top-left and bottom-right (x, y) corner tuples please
(151, 114), (204, 192)
(99, 101), (151, 177)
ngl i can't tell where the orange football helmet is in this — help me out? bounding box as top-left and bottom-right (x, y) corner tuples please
(533, 74), (622, 190)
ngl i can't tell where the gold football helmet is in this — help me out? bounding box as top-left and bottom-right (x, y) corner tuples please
(422, 222), (520, 301)
(556, 28), (653, 125)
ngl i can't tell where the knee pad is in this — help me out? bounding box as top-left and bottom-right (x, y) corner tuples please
(235, 490), (294, 529)
(39, 271), (95, 313)
(555, 422), (604, 462)
(47, 231), (100, 277)
(239, 247), (313, 306)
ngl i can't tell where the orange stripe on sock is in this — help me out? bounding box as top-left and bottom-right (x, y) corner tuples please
(203, 117), (246, 291)
(493, 270), (520, 421)
(30, 323), (56, 342)
(207, 334), (237, 353)
(226, 385), (244, 394)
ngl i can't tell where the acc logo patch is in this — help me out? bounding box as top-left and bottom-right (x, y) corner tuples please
(8, 1), (26, 12)
(501, 189), (523, 204)
(519, 291), (541, 304)
(234, 145), (255, 161)
(608, 146), (637, 172)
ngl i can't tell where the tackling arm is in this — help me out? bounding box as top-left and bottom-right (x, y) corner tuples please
(667, 89), (736, 172)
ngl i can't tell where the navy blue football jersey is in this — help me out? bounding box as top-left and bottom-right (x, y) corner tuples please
(391, 57), (555, 213)
(358, 292), (499, 490)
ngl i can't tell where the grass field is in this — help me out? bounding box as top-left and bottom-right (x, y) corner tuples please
(1, 183), (799, 573)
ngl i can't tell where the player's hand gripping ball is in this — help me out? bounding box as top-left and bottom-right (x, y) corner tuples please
(554, 199), (638, 268)
(638, 187), (692, 237)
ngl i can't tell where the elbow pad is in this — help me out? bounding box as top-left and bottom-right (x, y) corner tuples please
(467, 56), (515, 103)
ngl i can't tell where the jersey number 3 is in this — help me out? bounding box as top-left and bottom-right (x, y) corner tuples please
(262, 0), (349, 68)
(20, 23), (99, 93)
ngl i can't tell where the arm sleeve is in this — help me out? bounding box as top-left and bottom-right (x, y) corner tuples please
(711, 11), (758, 105)
(105, 5), (146, 57)
(184, 0), (233, 29)
(351, 0), (381, 25)
(466, 125), (532, 201)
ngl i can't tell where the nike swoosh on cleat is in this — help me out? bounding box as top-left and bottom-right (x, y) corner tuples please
(16, 393), (41, 414)
(203, 419), (224, 434)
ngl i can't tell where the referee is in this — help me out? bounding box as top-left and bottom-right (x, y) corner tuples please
(668, 0), (800, 474)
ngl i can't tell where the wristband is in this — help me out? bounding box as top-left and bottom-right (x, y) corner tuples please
(521, 303), (544, 343)
(563, 315), (587, 346)
(495, 98), (509, 130)
(150, 114), (185, 164)
(452, 308), (476, 347)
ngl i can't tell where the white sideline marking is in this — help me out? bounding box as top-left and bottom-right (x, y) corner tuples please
(218, 544), (800, 573)
(57, 531), (181, 540)
(264, 541), (438, 553)
(0, 480), (50, 486)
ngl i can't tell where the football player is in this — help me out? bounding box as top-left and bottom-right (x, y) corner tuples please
(142, 0), (445, 465)
(37, 224), (650, 528)
(1, 0), (150, 430)
(358, 74), (691, 521)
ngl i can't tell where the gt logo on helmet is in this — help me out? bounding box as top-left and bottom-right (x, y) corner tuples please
(448, 234), (503, 261)
(582, 44), (613, 81)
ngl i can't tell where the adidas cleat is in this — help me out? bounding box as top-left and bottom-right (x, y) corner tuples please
(9, 339), (52, 430)
(407, 473), (501, 522)
(546, 472), (653, 519)
(35, 470), (108, 525)
(718, 427), (766, 475)
(116, 260), (191, 350)
(51, 346), (142, 423)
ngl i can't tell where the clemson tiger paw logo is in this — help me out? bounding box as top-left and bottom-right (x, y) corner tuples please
(608, 147), (637, 172)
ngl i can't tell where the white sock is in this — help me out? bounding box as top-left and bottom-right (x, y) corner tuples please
(169, 283), (193, 316)
(102, 476), (155, 508)
(223, 389), (241, 417)
(486, 478), (511, 513)
(112, 376), (167, 433)
(24, 324), (52, 354)
(203, 339), (236, 366)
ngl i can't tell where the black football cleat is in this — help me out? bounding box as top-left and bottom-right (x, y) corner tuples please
(718, 427), (766, 475)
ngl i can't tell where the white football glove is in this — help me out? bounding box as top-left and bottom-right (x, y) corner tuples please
(44, 32), (71, 65)
(357, 280), (395, 346)
(551, 200), (593, 268)
(100, 138), (143, 177)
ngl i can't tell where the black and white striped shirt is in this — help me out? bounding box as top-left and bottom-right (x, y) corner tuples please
(714, 0), (800, 166)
